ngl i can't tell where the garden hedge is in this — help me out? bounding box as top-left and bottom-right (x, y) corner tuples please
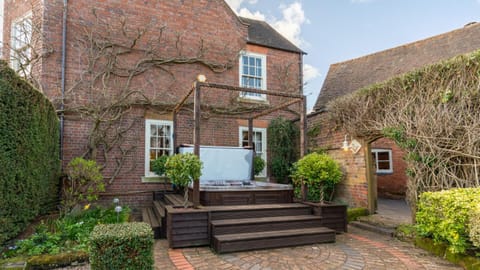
(416, 188), (480, 254)
(89, 222), (154, 270)
(0, 61), (60, 246)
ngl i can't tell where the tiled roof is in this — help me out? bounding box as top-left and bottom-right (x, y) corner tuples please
(314, 22), (480, 112)
(239, 17), (304, 54)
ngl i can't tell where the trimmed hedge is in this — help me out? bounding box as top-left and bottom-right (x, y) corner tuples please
(416, 188), (480, 254)
(0, 61), (60, 246)
(89, 222), (154, 270)
(469, 206), (480, 249)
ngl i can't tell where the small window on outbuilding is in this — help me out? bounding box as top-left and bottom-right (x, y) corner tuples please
(371, 149), (393, 174)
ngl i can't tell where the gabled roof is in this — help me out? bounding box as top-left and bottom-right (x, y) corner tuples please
(239, 17), (304, 54)
(314, 22), (480, 112)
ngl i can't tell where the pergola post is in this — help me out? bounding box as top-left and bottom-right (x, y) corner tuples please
(193, 82), (201, 208)
(300, 97), (308, 201)
(248, 118), (254, 180)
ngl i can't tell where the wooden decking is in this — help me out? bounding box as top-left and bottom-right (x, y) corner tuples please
(142, 194), (342, 253)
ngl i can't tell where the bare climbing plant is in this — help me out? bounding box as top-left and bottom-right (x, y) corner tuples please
(328, 50), (480, 211)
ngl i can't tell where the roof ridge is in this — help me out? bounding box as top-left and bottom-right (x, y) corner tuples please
(330, 22), (480, 67)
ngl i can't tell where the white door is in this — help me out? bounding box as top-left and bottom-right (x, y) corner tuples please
(239, 127), (267, 177)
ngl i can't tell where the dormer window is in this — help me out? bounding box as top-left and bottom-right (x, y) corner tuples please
(239, 52), (266, 100)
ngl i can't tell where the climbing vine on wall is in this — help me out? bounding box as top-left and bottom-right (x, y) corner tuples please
(267, 117), (299, 183)
(328, 49), (480, 211)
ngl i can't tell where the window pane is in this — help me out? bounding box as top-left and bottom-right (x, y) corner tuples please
(150, 137), (157, 148)
(242, 131), (248, 141)
(256, 67), (262, 76)
(256, 58), (261, 66)
(378, 161), (391, 170)
(377, 152), (390, 161)
(249, 67), (255, 75)
(151, 125), (157, 136)
(243, 56), (248, 65)
(150, 150), (157, 160)
(249, 57), (255, 66)
(243, 66), (248, 75)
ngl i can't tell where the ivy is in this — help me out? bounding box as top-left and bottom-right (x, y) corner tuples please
(267, 117), (299, 183)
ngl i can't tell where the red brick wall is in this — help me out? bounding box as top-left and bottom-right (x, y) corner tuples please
(307, 112), (368, 208)
(4, 0), (302, 209)
(371, 138), (408, 198)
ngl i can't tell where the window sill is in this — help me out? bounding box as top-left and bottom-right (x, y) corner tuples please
(237, 96), (269, 105)
(141, 176), (170, 183)
(375, 171), (393, 175)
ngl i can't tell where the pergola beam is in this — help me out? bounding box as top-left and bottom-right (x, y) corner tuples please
(198, 82), (304, 99)
(172, 80), (307, 207)
(173, 85), (195, 114)
(251, 99), (300, 119)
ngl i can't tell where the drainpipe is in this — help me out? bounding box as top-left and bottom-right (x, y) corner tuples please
(60, 0), (67, 162)
(299, 52), (304, 96)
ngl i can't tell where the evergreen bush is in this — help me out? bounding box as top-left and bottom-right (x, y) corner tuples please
(291, 153), (343, 202)
(89, 222), (154, 270)
(0, 61), (60, 246)
(267, 117), (299, 183)
(416, 188), (480, 254)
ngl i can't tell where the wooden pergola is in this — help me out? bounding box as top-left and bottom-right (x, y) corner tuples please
(173, 81), (307, 208)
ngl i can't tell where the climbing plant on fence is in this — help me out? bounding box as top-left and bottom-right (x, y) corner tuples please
(0, 61), (60, 246)
(328, 49), (480, 211)
(267, 117), (299, 183)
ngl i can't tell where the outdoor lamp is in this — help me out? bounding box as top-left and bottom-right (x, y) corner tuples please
(113, 198), (119, 205)
(342, 135), (350, 151)
(115, 205), (123, 222)
(342, 134), (362, 154)
(197, 74), (207, 82)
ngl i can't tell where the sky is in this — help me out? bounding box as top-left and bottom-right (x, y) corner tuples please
(225, 0), (480, 111)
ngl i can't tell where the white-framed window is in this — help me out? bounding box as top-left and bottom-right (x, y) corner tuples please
(371, 149), (393, 174)
(144, 119), (174, 177)
(10, 13), (32, 72)
(239, 127), (267, 177)
(239, 51), (267, 100)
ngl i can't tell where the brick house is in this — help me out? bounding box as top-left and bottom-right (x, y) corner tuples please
(308, 22), (480, 211)
(2, 0), (304, 209)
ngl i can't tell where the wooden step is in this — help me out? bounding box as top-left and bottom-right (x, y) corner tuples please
(164, 194), (192, 207)
(153, 201), (167, 238)
(211, 215), (323, 235)
(213, 227), (336, 253)
(142, 207), (161, 239)
(209, 203), (312, 220)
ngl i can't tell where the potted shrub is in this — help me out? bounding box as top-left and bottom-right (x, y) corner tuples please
(291, 152), (347, 232)
(165, 153), (202, 208)
(253, 156), (265, 177)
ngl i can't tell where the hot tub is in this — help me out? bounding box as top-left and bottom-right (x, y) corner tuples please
(189, 181), (293, 206)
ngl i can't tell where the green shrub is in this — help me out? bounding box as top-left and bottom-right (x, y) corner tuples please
(3, 205), (130, 259)
(267, 117), (299, 183)
(62, 158), (105, 214)
(347, 207), (369, 222)
(89, 222), (154, 270)
(469, 206), (480, 249)
(291, 153), (343, 202)
(416, 188), (480, 254)
(165, 153), (202, 207)
(253, 156), (265, 176)
(151, 155), (169, 176)
(0, 60), (60, 246)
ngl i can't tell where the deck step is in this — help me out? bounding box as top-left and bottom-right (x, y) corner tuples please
(164, 194), (192, 207)
(142, 207), (161, 239)
(211, 215), (323, 235)
(213, 227), (335, 253)
(209, 203), (312, 220)
(153, 200), (167, 238)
